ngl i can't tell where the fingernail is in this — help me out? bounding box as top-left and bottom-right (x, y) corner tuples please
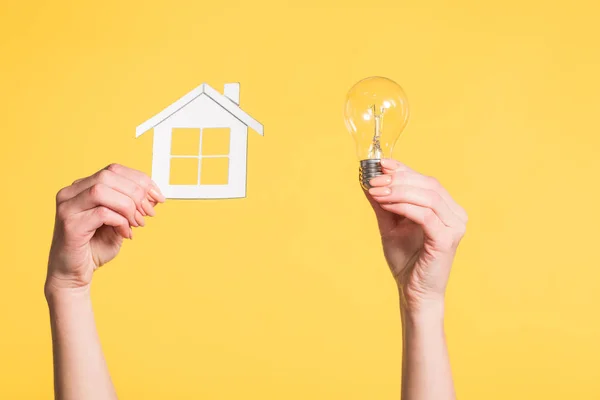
(369, 187), (391, 196)
(149, 188), (166, 203)
(151, 180), (165, 197)
(370, 175), (392, 186)
(129, 228), (133, 240)
(142, 198), (156, 217)
(135, 210), (146, 227)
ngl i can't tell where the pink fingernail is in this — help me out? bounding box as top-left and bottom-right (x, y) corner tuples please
(370, 175), (392, 186)
(149, 188), (166, 203)
(151, 181), (165, 196)
(369, 187), (391, 196)
(135, 211), (145, 227)
(142, 198), (156, 217)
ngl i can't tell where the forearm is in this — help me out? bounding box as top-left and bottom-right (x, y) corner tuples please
(46, 286), (117, 400)
(400, 300), (455, 400)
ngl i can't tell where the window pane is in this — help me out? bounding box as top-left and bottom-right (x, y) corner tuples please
(171, 128), (200, 156)
(201, 128), (230, 156)
(200, 157), (229, 185)
(170, 157), (199, 185)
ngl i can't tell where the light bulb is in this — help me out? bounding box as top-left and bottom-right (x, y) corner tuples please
(343, 76), (410, 189)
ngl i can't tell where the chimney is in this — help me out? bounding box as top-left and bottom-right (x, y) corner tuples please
(224, 83), (240, 105)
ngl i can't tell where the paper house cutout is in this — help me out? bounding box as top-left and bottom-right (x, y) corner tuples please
(136, 83), (263, 199)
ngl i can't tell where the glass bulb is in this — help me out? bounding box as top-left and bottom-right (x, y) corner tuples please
(343, 76), (409, 189)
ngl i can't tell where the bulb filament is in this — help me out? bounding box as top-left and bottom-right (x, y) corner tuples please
(369, 104), (386, 159)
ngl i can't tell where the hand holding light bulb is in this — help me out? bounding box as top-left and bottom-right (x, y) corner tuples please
(344, 77), (467, 311)
(347, 78), (466, 400)
(366, 159), (468, 312)
(366, 159), (465, 400)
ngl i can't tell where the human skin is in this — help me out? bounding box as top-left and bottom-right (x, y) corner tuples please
(367, 158), (468, 400)
(45, 158), (466, 400)
(45, 164), (164, 400)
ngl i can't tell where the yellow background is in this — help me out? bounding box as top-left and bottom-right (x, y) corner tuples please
(1, 0), (599, 398)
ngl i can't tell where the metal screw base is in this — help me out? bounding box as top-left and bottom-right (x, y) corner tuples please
(359, 159), (382, 190)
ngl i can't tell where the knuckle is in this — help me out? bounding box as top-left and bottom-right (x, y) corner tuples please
(56, 202), (70, 221)
(132, 186), (145, 203)
(106, 163), (121, 173)
(89, 183), (106, 199)
(118, 196), (136, 216)
(55, 187), (68, 204)
(95, 206), (111, 219)
(139, 175), (152, 189)
(97, 169), (113, 183)
(61, 215), (77, 233)
(428, 176), (441, 189)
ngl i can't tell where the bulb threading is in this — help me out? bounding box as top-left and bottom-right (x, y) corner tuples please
(359, 159), (382, 190)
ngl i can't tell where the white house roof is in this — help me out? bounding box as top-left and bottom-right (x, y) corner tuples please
(136, 83), (264, 137)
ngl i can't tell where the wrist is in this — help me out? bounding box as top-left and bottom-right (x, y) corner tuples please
(44, 278), (91, 305)
(401, 303), (445, 330)
(399, 289), (445, 330)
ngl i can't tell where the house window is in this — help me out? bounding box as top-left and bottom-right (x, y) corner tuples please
(169, 127), (230, 185)
(170, 128), (201, 185)
(200, 128), (230, 185)
(170, 157), (199, 185)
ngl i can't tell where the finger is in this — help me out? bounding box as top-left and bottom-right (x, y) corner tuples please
(59, 169), (158, 218)
(56, 174), (96, 205)
(75, 206), (132, 239)
(370, 170), (467, 222)
(369, 174), (393, 187)
(59, 169), (147, 211)
(104, 164), (166, 203)
(380, 158), (413, 173)
(141, 198), (156, 217)
(379, 202), (446, 241)
(62, 183), (142, 228)
(148, 187), (166, 204)
(369, 184), (459, 228)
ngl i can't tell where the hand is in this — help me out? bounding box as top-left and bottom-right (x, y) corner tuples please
(46, 164), (166, 295)
(366, 159), (467, 314)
